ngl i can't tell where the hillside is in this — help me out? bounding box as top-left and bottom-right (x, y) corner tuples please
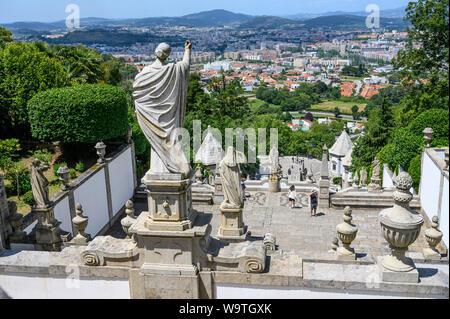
(303, 14), (406, 29)
(238, 16), (302, 30)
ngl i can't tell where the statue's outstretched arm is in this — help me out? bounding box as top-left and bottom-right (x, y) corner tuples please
(183, 40), (192, 67)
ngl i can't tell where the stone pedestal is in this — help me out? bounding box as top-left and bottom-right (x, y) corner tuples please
(377, 256), (419, 283)
(129, 172), (211, 299)
(34, 206), (63, 252)
(218, 206), (246, 242)
(318, 179), (330, 208)
(214, 176), (224, 204)
(142, 173), (195, 232)
(268, 179), (281, 193)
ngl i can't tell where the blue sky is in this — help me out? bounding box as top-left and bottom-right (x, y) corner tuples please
(0, 0), (412, 23)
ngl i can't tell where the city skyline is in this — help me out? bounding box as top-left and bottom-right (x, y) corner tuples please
(0, 0), (412, 23)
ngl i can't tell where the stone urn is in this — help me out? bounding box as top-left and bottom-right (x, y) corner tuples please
(72, 203), (90, 245)
(423, 216), (443, 259)
(379, 172), (424, 272)
(336, 206), (358, 259)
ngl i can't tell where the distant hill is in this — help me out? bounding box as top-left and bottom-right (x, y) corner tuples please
(302, 14), (406, 29)
(238, 16), (302, 30)
(42, 29), (184, 46)
(1, 9), (407, 32)
(1, 9), (252, 30)
(180, 9), (252, 27)
(286, 6), (407, 20)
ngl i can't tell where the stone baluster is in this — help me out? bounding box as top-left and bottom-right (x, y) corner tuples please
(378, 172), (424, 283)
(121, 200), (136, 241)
(335, 206), (358, 260)
(70, 204), (90, 245)
(423, 216), (443, 260)
(423, 128), (434, 148)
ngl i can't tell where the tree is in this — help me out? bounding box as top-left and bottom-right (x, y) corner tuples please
(0, 27), (12, 46)
(393, 0), (449, 119)
(351, 105), (359, 120)
(304, 112), (314, 122)
(351, 97), (394, 170)
(52, 44), (104, 85)
(334, 106), (341, 118)
(0, 42), (69, 138)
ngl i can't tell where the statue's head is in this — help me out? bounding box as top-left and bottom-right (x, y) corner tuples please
(32, 158), (41, 166)
(155, 43), (172, 61)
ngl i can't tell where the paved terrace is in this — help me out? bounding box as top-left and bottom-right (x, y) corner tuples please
(107, 191), (437, 261)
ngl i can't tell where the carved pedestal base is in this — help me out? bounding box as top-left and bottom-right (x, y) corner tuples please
(33, 207), (62, 252)
(368, 178), (382, 192)
(318, 179), (330, 208)
(336, 245), (356, 260)
(142, 173), (195, 232)
(268, 179), (281, 193)
(214, 176), (224, 204)
(218, 206), (246, 242)
(422, 247), (442, 260)
(377, 256), (419, 283)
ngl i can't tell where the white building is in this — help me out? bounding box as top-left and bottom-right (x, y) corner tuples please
(329, 131), (354, 178)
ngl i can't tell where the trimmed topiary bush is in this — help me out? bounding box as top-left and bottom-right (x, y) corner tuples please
(28, 84), (128, 143)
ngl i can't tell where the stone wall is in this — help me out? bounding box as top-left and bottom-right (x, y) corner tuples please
(23, 143), (137, 238)
(0, 246), (447, 299)
(420, 148), (449, 250)
(0, 174), (10, 248)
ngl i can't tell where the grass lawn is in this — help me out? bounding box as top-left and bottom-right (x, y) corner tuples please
(248, 99), (280, 111)
(308, 100), (366, 114)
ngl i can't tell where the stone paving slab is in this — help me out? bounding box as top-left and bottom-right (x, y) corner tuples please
(106, 191), (439, 260)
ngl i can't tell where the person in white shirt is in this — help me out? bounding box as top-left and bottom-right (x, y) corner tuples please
(288, 185), (296, 209)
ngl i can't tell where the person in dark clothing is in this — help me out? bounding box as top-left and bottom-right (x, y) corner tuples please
(310, 190), (318, 216)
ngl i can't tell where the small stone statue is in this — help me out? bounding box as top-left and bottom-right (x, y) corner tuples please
(208, 171), (215, 186)
(372, 158), (381, 179)
(29, 159), (50, 208)
(220, 147), (245, 209)
(194, 165), (203, 184)
(7, 201), (26, 242)
(359, 168), (367, 187)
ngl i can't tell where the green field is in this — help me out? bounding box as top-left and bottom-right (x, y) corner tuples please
(308, 100), (366, 114)
(248, 99), (280, 111)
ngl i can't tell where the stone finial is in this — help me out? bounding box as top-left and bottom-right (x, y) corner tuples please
(263, 233), (276, 251)
(7, 201), (26, 242)
(423, 216), (443, 259)
(95, 142), (106, 164)
(423, 127), (434, 148)
(378, 172), (424, 279)
(121, 200), (136, 241)
(56, 166), (70, 191)
(71, 204), (90, 245)
(444, 149), (449, 172)
(335, 206), (358, 260)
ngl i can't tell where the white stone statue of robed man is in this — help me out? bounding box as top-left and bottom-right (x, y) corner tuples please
(133, 40), (192, 178)
(220, 147), (246, 210)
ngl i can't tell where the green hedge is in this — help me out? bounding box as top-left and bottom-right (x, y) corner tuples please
(28, 84), (128, 143)
(408, 154), (422, 192)
(408, 109), (449, 146)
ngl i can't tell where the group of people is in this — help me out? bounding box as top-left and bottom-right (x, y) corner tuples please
(288, 185), (318, 217)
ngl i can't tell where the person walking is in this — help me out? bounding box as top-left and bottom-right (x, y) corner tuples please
(310, 190), (318, 216)
(241, 177), (246, 201)
(289, 185), (296, 209)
